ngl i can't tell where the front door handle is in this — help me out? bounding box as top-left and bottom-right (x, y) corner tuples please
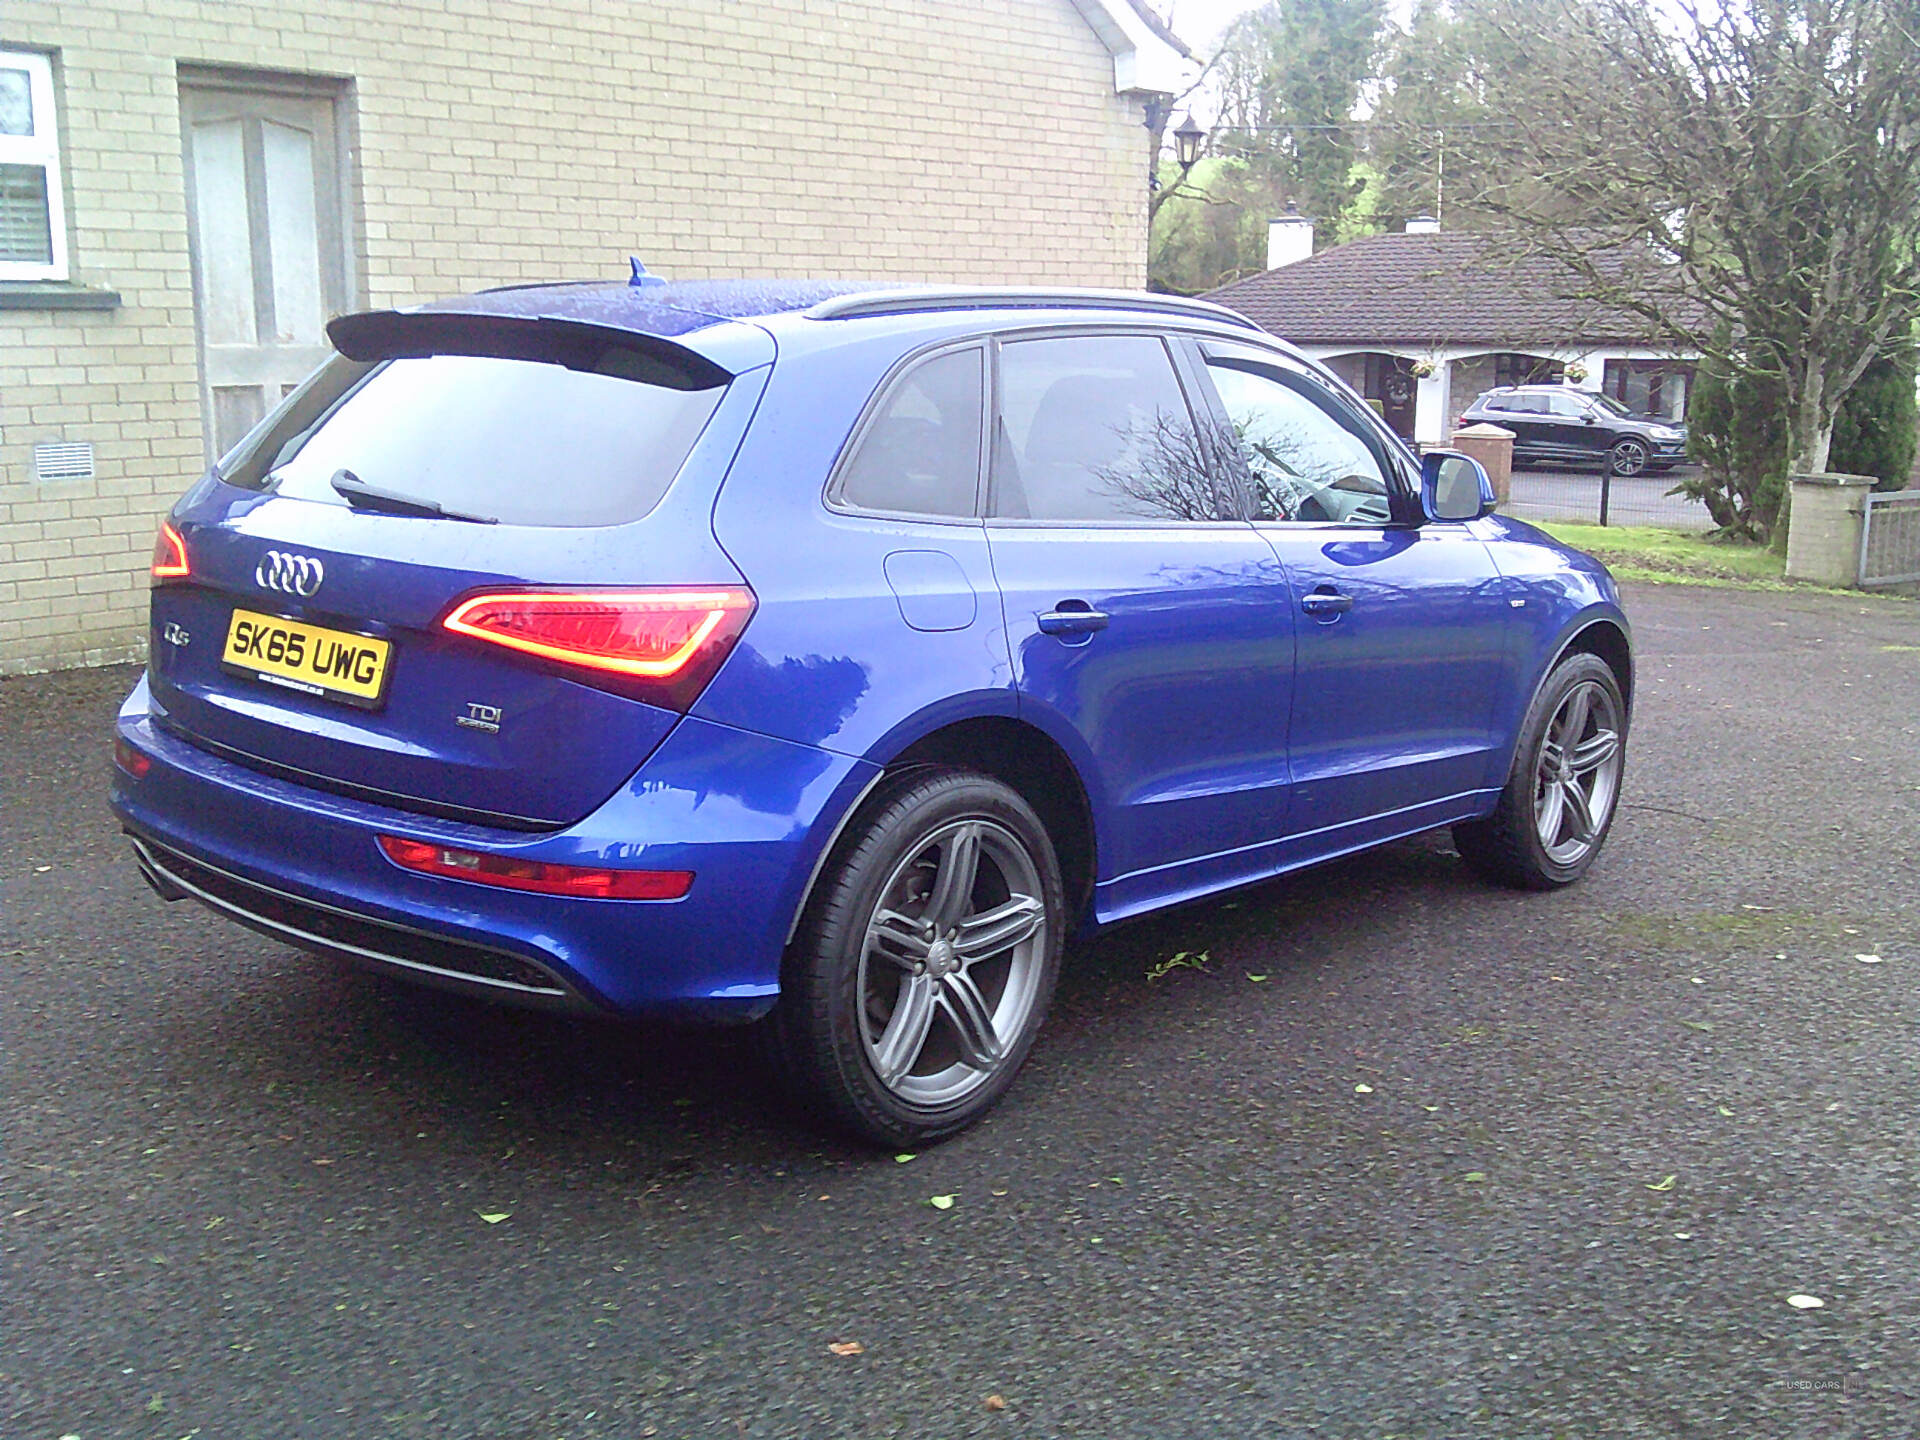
(1300, 589), (1353, 618)
(1037, 604), (1110, 636)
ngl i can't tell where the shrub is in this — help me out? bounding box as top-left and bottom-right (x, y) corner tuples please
(1830, 346), (1917, 492)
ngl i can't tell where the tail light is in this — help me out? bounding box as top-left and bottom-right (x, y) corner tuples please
(440, 586), (755, 709)
(151, 521), (190, 582)
(377, 835), (692, 900)
(114, 735), (152, 778)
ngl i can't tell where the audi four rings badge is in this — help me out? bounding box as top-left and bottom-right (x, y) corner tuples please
(255, 550), (325, 597)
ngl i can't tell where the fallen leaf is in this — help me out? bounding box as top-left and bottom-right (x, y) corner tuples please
(1422, 1105), (1440, 1113)
(477, 1211), (510, 1224)
(985, 1394), (1008, 1412)
(1673, 1232), (1692, 1240)
(894, 1153), (916, 1164)
(1717, 1105), (1734, 1117)
(929, 1194), (955, 1210)
(1246, 972), (1269, 983)
(1786, 1293), (1825, 1309)
(1740, 904), (1774, 912)
(33, 865), (51, 873)
(1681, 1020), (1714, 1032)
(1354, 1083), (1374, 1094)
(1463, 1172), (1487, 1183)
(146, 1394), (165, 1415)
(1856, 954), (1883, 965)
(1646, 1175), (1677, 1192)
(990, 1188), (1008, 1197)
(828, 1340), (864, 1356)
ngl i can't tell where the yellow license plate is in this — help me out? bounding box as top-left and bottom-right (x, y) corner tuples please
(221, 608), (393, 708)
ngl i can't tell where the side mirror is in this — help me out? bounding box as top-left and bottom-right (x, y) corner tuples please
(1420, 450), (1495, 523)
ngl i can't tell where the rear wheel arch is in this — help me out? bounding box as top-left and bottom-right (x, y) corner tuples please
(784, 715), (1099, 948)
(879, 717), (1097, 924)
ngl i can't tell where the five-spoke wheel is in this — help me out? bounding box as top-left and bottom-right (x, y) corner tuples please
(857, 818), (1049, 1107)
(773, 770), (1064, 1146)
(1454, 651), (1628, 889)
(1532, 678), (1623, 867)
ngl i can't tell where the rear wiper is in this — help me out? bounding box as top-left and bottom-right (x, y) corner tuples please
(329, 469), (498, 524)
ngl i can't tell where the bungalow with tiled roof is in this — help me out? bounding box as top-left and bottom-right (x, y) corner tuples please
(1205, 217), (1699, 447)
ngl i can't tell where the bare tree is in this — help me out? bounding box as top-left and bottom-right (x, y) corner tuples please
(1435, 0), (1920, 519)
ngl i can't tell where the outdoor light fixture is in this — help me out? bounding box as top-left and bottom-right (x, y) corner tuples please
(1173, 114), (1205, 171)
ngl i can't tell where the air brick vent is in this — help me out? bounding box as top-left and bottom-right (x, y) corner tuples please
(33, 440), (94, 482)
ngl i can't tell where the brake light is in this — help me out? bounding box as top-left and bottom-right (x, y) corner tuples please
(151, 521), (190, 581)
(377, 835), (692, 900)
(440, 586), (755, 709)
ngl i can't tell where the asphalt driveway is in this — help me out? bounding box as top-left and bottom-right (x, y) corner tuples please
(4, 582), (1917, 1439)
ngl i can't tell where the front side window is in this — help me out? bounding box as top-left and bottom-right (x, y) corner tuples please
(836, 347), (984, 518)
(1204, 359), (1393, 525)
(993, 335), (1223, 522)
(0, 51), (67, 280)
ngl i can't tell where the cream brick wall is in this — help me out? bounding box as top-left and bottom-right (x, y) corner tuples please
(0, 0), (1149, 674)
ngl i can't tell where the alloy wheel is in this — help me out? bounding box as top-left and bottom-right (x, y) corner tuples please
(1610, 439), (1649, 476)
(1533, 679), (1624, 866)
(856, 818), (1048, 1108)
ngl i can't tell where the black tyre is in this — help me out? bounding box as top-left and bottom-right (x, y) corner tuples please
(772, 769), (1065, 1147)
(1608, 438), (1649, 477)
(1453, 652), (1627, 890)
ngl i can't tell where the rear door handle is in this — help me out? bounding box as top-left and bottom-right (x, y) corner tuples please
(1037, 605), (1110, 635)
(1300, 590), (1353, 617)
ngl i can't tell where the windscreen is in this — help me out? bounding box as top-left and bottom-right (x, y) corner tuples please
(219, 349), (726, 528)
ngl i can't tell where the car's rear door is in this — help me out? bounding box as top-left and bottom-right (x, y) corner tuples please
(982, 331), (1297, 918)
(1189, 341), (1511, 849)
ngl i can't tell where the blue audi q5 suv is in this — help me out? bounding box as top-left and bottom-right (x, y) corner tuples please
(113, 279), (1631, 1145)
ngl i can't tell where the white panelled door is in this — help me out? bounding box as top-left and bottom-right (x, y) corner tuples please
(180, 81), (348, 461)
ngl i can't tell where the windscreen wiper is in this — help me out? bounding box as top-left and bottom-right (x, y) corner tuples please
(329, 469), (498, 524)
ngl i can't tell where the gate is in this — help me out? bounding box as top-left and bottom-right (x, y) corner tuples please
(1857, 491), (1920, 587)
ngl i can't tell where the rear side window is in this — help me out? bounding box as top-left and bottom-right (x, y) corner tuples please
(993, 335), (1222, 522)
(233, 349), (725, 527)
(836, 347), (984, 517)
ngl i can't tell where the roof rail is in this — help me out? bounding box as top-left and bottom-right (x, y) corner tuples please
(805, 286), (1261, 331)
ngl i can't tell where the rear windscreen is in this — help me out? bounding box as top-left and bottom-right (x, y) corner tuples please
(218, 349), (726, 528)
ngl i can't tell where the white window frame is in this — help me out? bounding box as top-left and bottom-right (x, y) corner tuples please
(0, 50), (69, 281)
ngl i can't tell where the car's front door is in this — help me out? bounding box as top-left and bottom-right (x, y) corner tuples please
(984, 332), (1297, 919)
(1191, 341), (1512, 850)
(1546, 389), (1609, 465)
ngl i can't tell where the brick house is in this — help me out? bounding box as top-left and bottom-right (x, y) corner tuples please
(1207, 216), (1700, 447)
(0, 0), (1194, 675)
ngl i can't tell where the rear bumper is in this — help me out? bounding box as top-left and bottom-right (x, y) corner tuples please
(111, 676), (879, 1021)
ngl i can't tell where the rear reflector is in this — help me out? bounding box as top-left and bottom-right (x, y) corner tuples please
(151, 521), (190, 581)
(114, 736), (152, 778)
(440, 586), (754, 709)
(378, 835), (693, 900)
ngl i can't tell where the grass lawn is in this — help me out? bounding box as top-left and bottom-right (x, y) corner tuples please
(1536, 522), (1797, 588)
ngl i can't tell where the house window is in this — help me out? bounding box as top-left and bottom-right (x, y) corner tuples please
(1494, 353), (1562, 388)
(0, 51), (68, 280)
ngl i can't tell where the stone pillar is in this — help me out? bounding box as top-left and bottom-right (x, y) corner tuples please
(1785, 472), (1876, 586)
(1451, 422), (1515, 507)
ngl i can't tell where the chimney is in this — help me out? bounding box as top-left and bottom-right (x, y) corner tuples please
(1404, 215), (1440, 234)
(1266, 211), (1315, 270)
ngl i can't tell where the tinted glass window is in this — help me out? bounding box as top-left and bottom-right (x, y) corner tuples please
(255, 351), (725, 527)
(837, 348), (983, 517)
(1547, 390), (1590, 416)
(994, 335), (1220, 522)
(1205, 360), (1392, 525)
(1503, 394), (1548, 414)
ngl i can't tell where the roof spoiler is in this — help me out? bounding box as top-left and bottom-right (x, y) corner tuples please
(325, 310), (733, 391)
